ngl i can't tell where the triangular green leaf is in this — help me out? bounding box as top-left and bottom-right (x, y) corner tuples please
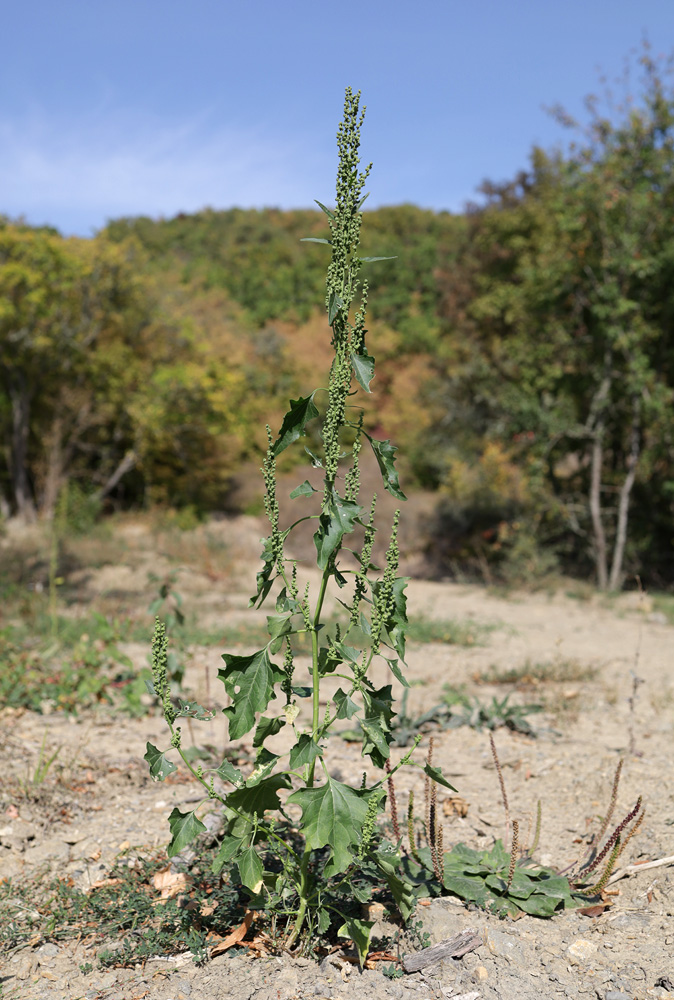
(237, 846), (264, 893)
(328, 292), (344, 325)
(225, 774), (291, 823)
(313, 493), (363, 569)
(174, 700), (214, 721)
(289, 734), (324, 769)
(351, 350), (375, 393)
(211, 832), (247, 873)
(144, 742), (177, 781)
(423, 762), (458, 792)
(249, 535), (276, 608)
(266, 613), (293, 641)
(273, 393), (319, 456)
(385, 657), (409, 688)
(216, 759), (244, 786)
(219, 648), (283, 740)
(366, 435), (407, 500)
(287, 777), (375, 875)
(337, 916), (373, 968)
(253, 716), (286, 747)
(167, 807), (206, 858)
(290, 480), (317, 498)
(246, 748), (281, 786)
(314, 200), (335, 219)
(334, 687), (359, 719)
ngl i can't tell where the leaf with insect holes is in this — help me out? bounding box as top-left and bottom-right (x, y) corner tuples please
(219, 648), (284, 740)
(351, 350), (375, 393)
(273, 393), (319, 456)
(237, 846), (264, 893)
(174, 700), (214, 721)
(287, 777), (377, 875)
(338, 916), (374, 967)
(216, 759), (244, 786)
(167, 807), (206, 858)
(313, 493), (363, 569)
(144, 742), (177, 781)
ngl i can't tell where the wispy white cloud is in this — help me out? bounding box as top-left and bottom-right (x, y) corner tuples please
(0, 107), (330, 235)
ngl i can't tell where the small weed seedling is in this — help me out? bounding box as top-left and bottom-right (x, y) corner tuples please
(145, 89), (455, 964)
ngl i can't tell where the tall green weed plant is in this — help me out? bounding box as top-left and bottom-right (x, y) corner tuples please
(146, 89), (454, 960)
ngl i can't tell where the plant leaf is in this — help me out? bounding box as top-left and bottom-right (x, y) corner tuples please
(246, 748), (281, 786)
(313, 493), (363, 569)
(249, 535), (276, 608)
(289, 734), (324, 769)
(237, 846), (264, 893)
(216, 759), (244, 786)
(374, 850), (417, 922)
(328, 292), (344, 325)
(287, 777), (375, 875)
(366, 435), (407, 500)
(423, 762), (458, 792)
(273, 393), (319, 456)
(359, 255), (397, 263)
(167, 807), (206, 858)
(219, 648), (283, 740)
(334, 687), (359, 719)
(174, 700), (214, 721)
(314, 200), (335, 219)
(253, 716), (286, 747)
(386, 657), (409, 688)
(351, 350), (375, 393)
(300, 237), (331, 244)
(289, 480), (317, 498)
(144, 742), (177, 781)
(337, 916), (374, 968)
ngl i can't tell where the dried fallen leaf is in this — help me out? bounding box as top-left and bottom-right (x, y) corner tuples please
(200, 900), (219, 916)
(443, 795), (469, 818)
(152, 866), (193, 900)
(210, 910), (254, 957)
(87, 877), (124, 891)
(578, 902), (612, 917)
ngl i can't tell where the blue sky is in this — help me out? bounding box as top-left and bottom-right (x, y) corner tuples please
(1, 0), (673, 236)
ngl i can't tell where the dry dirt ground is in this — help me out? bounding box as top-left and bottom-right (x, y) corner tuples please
(1, 515), (674, 1000)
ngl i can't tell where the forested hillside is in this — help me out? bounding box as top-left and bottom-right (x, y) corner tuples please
(2, 61), (673, 589)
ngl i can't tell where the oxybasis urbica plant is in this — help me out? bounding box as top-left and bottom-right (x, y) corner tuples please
(145, 88), (454, 960)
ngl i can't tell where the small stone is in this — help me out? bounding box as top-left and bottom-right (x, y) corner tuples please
(605, 992), (630, 1000)
(23, 838), (70, 864)
(37, 943), (60, 958)
(567, 939), (599, 964)
(472, 965), (489, 982)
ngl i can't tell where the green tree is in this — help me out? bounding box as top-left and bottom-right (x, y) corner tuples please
(437, 52), (674, 589)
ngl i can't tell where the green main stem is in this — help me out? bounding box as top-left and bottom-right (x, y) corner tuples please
(287, 560), (332, 948)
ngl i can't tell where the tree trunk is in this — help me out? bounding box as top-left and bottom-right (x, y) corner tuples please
(41, 416), (64, 520)
(7, 371), (37, 522)
(608, 399), (641, 592)
(93, 450), (137, 502)
(589, 419), (608, 590)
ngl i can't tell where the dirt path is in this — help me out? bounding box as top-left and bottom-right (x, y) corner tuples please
(1, 534), (674, 1000)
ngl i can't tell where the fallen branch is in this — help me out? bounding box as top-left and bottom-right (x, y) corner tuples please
(606, 854), (674, 887)
(403, 929), (481, 973)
